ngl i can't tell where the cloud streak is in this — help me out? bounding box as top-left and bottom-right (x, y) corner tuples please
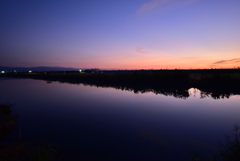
(138, 0), (169, 13)
(137, 0), (200, 14)
(212, 58), (240, 64)
(135, 46), (147, 54)
(154, 39), (184, 45)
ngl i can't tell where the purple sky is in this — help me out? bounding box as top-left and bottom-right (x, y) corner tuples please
(1, 0), (240, 69)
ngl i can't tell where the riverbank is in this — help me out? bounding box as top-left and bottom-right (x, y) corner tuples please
(1, 69), (240, 98)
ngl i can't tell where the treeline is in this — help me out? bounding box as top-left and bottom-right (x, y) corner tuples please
(1, 70), (240, 99)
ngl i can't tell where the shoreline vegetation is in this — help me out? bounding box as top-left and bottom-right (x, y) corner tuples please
(1, 69), (240, 99)
(0, 104), (57, 161)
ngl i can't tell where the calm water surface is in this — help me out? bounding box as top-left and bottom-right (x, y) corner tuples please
(1, 78), (240, 160)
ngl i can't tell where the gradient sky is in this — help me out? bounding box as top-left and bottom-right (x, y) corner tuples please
(1, 0), (240, 69)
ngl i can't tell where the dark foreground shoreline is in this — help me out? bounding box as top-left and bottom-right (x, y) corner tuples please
(1, 69), (240, 99)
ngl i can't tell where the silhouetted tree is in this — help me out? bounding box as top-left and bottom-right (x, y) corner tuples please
(219, 124), (240, 161)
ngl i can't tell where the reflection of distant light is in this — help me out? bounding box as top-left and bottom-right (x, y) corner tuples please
(29, 70), (32, 73)
(1, 71), (5, 73)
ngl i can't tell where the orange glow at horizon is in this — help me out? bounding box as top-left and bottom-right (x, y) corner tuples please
(66, 55), (240, 70)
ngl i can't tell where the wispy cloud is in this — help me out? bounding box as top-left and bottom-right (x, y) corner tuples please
(212, 58), (240, 64)
(137, 0), (169, 13)
(135, 46), (147, 54)
(154, 39), (184, 45)
(137, 0), (200, 14)
(154, 39), (173, 43)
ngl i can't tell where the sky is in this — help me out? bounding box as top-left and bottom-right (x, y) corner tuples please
(1, 0), (240, 69)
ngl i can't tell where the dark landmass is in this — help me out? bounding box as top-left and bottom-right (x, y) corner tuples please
(0, 104), (58, 161)
(1, 69), (240, 99)
(0, 66), (79, 72)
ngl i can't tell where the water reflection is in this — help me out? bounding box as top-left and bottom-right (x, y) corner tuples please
(1, 78), (240, 160)
(1, 76), (239, 99)
(200, 91), (232, 99)
(189, 88), (234, 99)
(93, 85), (190, 99)
(56, 81), (238, 100)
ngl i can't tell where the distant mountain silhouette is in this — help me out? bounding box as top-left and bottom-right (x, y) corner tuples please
(0, 66), (79, 72)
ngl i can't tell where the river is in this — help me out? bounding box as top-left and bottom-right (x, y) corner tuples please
(1, 78), (240, 160)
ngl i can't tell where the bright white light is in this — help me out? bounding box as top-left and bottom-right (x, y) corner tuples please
(79, 70), (82, 72)
(1, 71), (5, 74)
(29, 70), (32, 73)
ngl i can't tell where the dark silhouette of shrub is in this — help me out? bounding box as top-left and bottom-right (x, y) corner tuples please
(219, 124), (240, 161)
(188, 124), (240, 161)
(0, 104), (16, 142)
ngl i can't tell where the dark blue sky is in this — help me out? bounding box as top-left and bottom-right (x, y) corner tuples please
(1, 0), (240, 69)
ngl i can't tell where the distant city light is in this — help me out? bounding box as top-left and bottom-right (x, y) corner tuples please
(1, 71), (5, 74)
(29, 70), (32, 73)
(79, 69), (82, 73)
